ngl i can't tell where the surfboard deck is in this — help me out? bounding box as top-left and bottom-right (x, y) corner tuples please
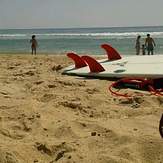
(63, 55), (163, 79)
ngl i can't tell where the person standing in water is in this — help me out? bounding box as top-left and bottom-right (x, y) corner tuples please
(145, 34), (156, 55)
(135, 35), (141, 55)
(30, 35), (38, 55)
(142, 44), (146, 55)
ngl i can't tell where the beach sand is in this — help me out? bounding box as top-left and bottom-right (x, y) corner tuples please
(0, 54), (162, 163)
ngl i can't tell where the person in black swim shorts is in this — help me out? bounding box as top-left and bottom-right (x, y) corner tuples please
(145, 34), (156, 55)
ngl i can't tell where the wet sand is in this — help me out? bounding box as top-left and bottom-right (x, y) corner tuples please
(0, 54), (162, 163)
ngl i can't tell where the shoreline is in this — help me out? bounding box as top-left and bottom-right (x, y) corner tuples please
(0, 52), (66, 55)
(0, 53), (106, 58)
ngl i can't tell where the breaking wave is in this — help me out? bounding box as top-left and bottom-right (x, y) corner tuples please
(1, 32), (163, 39)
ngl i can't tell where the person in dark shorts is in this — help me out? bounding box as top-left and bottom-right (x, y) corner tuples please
(145, 34), (156, 55)
(30, 35), (38, 55)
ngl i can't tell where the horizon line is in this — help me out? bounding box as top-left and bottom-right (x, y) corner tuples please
(0, 25), (163, 30)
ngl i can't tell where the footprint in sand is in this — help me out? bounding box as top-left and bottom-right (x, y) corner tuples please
(85, 88), (99, 94)
(0, 148), (20, 163)
(57, 79), (86, 87)
(0, 125), (26, 140)
(35, 141), (76, 162)
(53, 125), (78, 139)
(38, 93), (56, 103)
(0, 113), (41, 139)
(51, 64), (63, 71)
(58, 100), (91, 117)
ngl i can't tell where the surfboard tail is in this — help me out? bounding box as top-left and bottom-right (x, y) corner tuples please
(67, 52), (87, 68)
(101, 44), (122, 60)
(81, 56), (105, 73)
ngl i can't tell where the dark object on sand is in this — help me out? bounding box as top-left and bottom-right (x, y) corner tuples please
(159, 114), (163, 138)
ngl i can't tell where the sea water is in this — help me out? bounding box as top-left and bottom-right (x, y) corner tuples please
(0, 26), (163, 55)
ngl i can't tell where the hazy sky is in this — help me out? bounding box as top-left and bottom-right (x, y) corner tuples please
(0, 0), (163, 29)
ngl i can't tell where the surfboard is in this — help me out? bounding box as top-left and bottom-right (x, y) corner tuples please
(63, 44), (163, 79)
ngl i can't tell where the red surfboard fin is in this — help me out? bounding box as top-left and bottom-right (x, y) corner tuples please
(81, 56), (105, 73)
(101, 44), (122, 60)
(67, 52), (87, 68)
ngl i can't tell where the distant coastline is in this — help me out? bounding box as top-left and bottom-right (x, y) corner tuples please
(0, 25), (163, 30)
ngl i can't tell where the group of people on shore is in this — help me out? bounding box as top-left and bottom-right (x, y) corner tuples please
(29, 34), (156, 55)
(135, 34), (156, 55)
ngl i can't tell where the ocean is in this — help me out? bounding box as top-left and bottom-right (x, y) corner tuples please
(0, 26), (163, 55)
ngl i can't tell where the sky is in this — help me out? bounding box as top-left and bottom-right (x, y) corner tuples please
(0, 0), (163, 29)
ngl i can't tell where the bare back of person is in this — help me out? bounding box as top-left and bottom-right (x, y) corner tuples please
(145, 34), (156, 55)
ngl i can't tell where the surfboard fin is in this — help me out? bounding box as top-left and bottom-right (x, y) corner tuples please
(67, 52), (87, 68)
(101, 44), (122, 60)
(81, 56), (105, 73)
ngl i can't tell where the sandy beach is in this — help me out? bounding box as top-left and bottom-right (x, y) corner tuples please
(0, 54), (162, 163)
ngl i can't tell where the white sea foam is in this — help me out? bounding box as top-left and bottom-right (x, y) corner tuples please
(35, 32), (163, 37)
(0, 34), (27, 37)
(1, 32), (163, 38)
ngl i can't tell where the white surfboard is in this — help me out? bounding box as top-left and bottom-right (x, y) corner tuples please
(63, 44), (163, 79)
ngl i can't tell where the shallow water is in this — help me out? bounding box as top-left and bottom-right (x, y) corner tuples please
(0, 26), (163, 55)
